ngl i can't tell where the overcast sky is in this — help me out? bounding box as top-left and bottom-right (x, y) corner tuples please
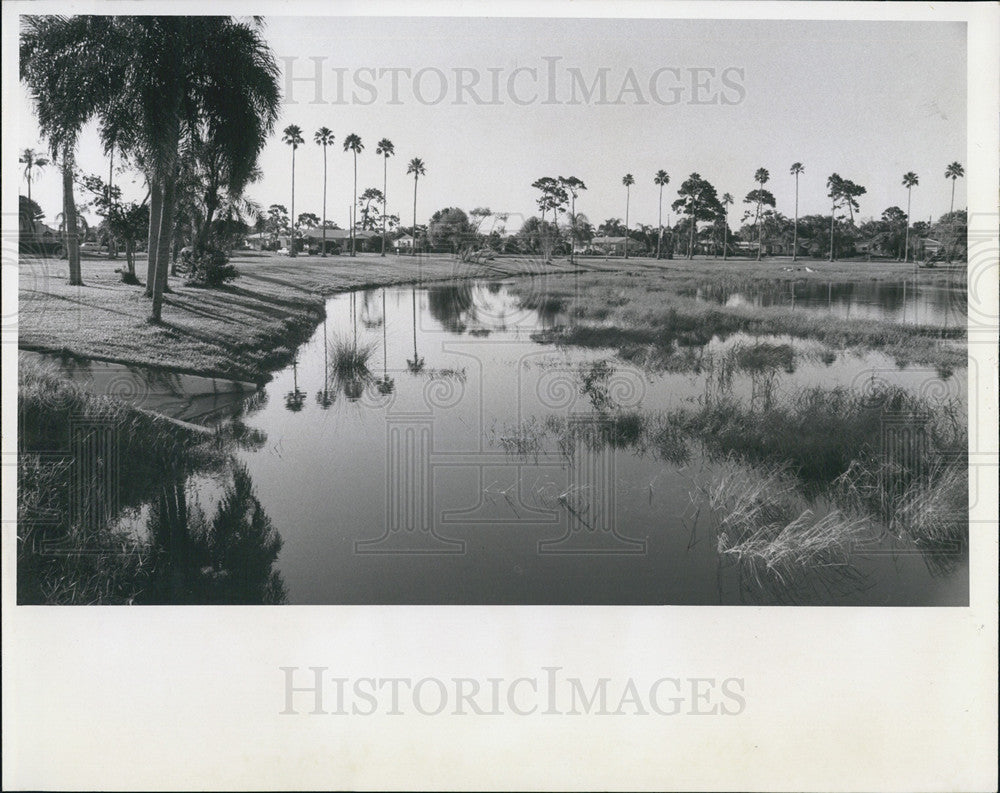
(18, 16), (967, 231)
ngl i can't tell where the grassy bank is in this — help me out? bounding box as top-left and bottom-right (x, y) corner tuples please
(20, 252), (964, 383)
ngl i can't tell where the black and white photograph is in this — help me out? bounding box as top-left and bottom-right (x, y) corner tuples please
(3, 1), (997, 790)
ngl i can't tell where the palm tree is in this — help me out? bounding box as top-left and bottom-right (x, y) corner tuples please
(790, 162), (804, 261)
(721, 192), (733, 260)
(654, 170), (669, 259)
(902, 171), (919, 263)
(559, 176), (586, 265)
(314, 127), (334, 257)
(752, 167), (770, 261)
(282, 125), (304, 256)
(622, 173), (635, 259)
(343, 133), (364, 256)
(375, 138), (395, 257)
(19, 148), (49, 204)
(44, 17), (282, 317)
(944, 161), (964, 263)
(945, 161), (964, 216)
(406, 157), (426, 256)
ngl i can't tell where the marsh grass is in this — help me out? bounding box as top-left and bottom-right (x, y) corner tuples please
(328, 334), (377, 379)
(703, 458), (871, 579)
(493, 371), (967, 567)
(520, 273), (965, 371)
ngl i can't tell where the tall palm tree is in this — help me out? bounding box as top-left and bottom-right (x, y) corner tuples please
(944, 161), (964, 263)
(902, 171), (919, 263)
(343, 133), (364, 256)
(314, 127), (334, 257)
(19, 148), (49, 204)
(752, 167), (770, 261)
(790, 162), (804, 261)
(945, 161), (964, 216)
(721, 193), (733, 260)
(559, 176), (586, 265)
(376, 138), (395, 256)
(622, 173), (635, 259)
(654, 170), (669, 259)
(38, 17), (282, 316)
(282, 125), (304, 256)
(406, 157), (426, 256)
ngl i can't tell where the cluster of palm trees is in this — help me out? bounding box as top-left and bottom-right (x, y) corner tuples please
(282, 124), (426, 257)
(601, 161), (965, 262)
(20, 16), (282, 321)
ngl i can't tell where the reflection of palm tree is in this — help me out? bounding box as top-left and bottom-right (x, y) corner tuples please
(316, 314), (334, 408)
(376, 288), (395, 395)
(407, 287), (425, 373)
(284, 358), (306, 411)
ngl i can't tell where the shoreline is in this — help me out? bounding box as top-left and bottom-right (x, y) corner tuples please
(18, 252), (967, 385)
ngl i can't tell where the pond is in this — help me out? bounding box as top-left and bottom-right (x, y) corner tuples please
(683, 277), (968, 327)
(28, 277), (969, 605)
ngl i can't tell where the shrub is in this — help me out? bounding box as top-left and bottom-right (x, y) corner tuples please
(183, 246), (239, 287)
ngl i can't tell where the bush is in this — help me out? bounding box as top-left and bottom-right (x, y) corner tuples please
(183, 246), (239, 287)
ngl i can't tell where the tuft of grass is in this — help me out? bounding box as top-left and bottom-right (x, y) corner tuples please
(328, 334), (377, 379)
(704, 459), (870, 579)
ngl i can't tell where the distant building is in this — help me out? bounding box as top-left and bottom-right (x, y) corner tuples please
(589, 236), (649, 256)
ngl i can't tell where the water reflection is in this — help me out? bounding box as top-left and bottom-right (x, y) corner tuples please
(407, 287), (425, 373)
(144, 463), (287, 604)
(685, 278), (967, 326)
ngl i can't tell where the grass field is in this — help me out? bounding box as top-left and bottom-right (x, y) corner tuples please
(18, 250), (966, 382)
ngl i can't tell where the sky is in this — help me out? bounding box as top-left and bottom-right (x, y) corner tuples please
(17, 16), (967, 232)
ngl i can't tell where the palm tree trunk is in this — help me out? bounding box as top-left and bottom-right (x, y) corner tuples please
(828, 203), (836, 262)
(624, 189), (630, 260)
(321, 148), (327, 258)
(723, 212), (729, 261)
(151, 170), (176, 322)
(62, 145), (82, 286)
(688, 215), (696, 260)
(904, 187), (912, 263)
(756, 199), (762, 261)
(412, 175), (418, 256)
(27, 174), (32, 205)
(290, 147), (297, 257)
(381, 156), (387, 257)
(145, 178), (163, 294)
(569, 195), (576, 265)
(351, 153), (357, 256)
(947, 179), (956, 263)
(656, 185), (663, 259)
(792, 174), (799, 261)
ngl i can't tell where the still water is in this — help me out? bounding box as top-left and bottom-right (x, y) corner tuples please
(34, 278), (969, 605)
(684, 278), (968, 327)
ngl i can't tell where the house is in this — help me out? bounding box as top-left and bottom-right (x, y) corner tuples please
(394, 234), (415, 252)
(589, 236), (649, 257)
